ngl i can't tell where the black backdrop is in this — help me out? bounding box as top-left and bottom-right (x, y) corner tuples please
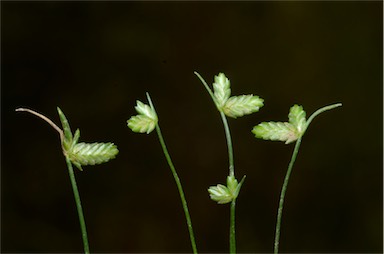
(1, 1), (382, 253)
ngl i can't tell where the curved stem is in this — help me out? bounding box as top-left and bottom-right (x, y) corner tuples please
(274, 137), (302, 254)
(194, 71), (217, 106)
(146, 93), (197, 254)
(15, 108), (64, 141)
(66, 157), (90, 254)
(306, 103), (342, 128)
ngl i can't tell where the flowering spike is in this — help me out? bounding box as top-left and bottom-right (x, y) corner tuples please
(127, 100), (158, 134)
(252, 122), (298, 144)
(67, 142), (119, 168)
(208, 175), (246, 204)
(288, 105), (306, 135)
(223, 95), (264, 118)
(196, 72), (264, 118)
(253, 103), (342, 144)
(213, 73), (231, 108)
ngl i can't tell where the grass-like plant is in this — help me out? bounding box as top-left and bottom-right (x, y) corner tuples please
(252, 103), (342, 253)
(127, 93), (198, 254)
(15, 73), (342, 254)
(194, 72), (264, 254)
(16, 107), (119, 254)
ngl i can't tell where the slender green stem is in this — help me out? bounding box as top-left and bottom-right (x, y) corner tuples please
(154, 124), (198, 254)
(219, 112), (237, 254)
(306, 103), (342, 128)
(274, 137), (302, 254)
(229, 199), (237, 254)
(273, 103), (342, 253)
(194, 71), (217, 106)
(66, 157), (90, 254)
(145, 93), (197, 254)
(194, 72), (238, 253)
(220, 112), (235, 177)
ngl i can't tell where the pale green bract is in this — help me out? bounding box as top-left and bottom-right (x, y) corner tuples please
(210, 73), (264, 118)
(127, 100), (158, 134)
(208, 175), (246, 204)
(252, 104), (307, 144)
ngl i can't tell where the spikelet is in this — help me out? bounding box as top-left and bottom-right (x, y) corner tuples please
(252, 104), (307, 144)
(56, 107), (119, 170)
(195, 72), (264, 118)
(67, 142), (118, 171)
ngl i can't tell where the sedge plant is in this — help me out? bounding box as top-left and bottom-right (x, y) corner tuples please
(16, 107), (119, 254)
(194, 72), (264, 254)
(127, 93), (198, 254)
(252, 103), (342, 253)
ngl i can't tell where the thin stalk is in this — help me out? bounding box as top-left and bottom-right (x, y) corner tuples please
(230, 199), (236, 254)
(306, 103), (342, 127)
(219, 112), (236, 254)
(273, 103), (342, 253)
(146, 93), (197, 254)
(220, 112), (235, 177)
(154, 124), (198, 254)
(274, 137), (302, 254)
(66, 157), (90, 254)
(194, 71), (217, 105)
(15, 108), (64, 141)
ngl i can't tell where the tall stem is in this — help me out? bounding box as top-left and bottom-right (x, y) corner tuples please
(66, 157), (90, 254)
(220, 112), (235, 177)
(219, 112), (237, 254)
(274, 137), (302, 254)
(145, 93), (197, 253)
(194, 72), (239, 253)
(154, 124), (198, 254)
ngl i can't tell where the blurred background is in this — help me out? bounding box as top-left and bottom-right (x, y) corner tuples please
(1, 1), (382, 253)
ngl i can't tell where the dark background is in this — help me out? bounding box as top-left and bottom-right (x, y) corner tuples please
(1, 1), (382, 253)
